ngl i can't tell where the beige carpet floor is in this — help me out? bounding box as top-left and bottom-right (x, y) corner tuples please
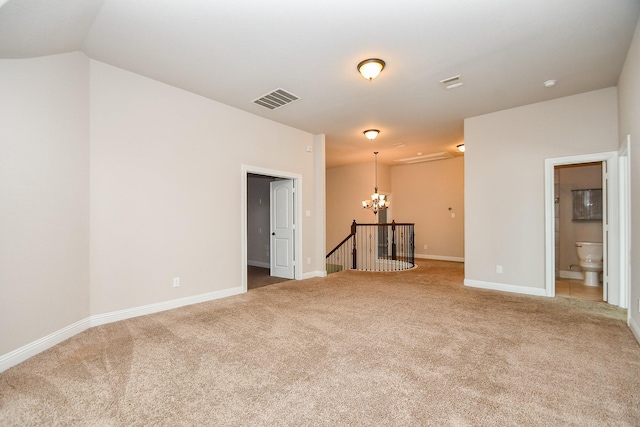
(1, 261), (639, 426)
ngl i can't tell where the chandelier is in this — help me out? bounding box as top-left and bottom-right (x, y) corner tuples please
(362, 151), (388, 214)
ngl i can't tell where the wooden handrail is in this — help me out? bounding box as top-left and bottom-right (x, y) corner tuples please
(326, 220), (415, 273)
(326, 233), (355, 258)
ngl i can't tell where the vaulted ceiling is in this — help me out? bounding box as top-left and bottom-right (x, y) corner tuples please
(1, 0), (639, 167)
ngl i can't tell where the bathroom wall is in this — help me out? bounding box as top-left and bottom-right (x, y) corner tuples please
(556, 163), (603, 277)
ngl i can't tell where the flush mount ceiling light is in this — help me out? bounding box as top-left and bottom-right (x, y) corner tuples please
(457, 144), (466, 152)
(363, 129), (380, 140)
(544, 79), (557, 88)
(357, 58), (385, 80)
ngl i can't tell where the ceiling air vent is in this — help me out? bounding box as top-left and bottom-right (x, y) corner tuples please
(253, 88), (300, 110)
(439, 75), (463, 89)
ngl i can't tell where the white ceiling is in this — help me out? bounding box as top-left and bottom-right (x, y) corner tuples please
(1, 0), (639, 167)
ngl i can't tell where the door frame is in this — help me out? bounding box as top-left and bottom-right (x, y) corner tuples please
(241, 165), (303, 292)
(544, 151), (624, 306)
(618, 135), (631, 315)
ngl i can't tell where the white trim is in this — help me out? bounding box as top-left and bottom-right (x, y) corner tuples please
(464, 279), (548, 297)
(629, 315), (640, 346)
(0, 318), (91, 373)
(89, 287), (243, 327)
(241, 165), (303, 294)
(247, 260), (270, 269)
(302, 270), (327, 279)
(415, 254), (464, 263)
(0, 287), (243, 373)
(619, 135), (631, 311)
(544, 151), (621, 302)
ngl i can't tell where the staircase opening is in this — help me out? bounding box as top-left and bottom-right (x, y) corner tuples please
(326, 220), (415, 273)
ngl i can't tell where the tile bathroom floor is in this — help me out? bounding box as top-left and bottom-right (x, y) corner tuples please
(555, 278), (603, 302)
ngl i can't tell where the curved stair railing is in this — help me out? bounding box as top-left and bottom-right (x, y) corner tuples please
(326, 220), (415, 274)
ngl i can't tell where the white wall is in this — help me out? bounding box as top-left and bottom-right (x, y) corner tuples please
(391, 157), (464, 260)
(326, 157), (464, 261)
(89, 60), (323, 315)
(464, 88), (618, 293)
(313, 134), (326, 277)
(618, 17), (640, 335)
(326, 161), (391, 250)
(0, 52), (90, 355)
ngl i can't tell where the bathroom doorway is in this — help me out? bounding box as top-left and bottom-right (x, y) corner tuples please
(553, 162), (604, 302)
(544, 151), (626, 308)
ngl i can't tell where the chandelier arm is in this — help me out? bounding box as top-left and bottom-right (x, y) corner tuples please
(361, 151), (388, 215)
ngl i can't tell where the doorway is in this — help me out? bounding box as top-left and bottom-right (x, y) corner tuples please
(553, 162), (604, 302)
(544, 151), (626, 307)
(241, 166), (302, 293)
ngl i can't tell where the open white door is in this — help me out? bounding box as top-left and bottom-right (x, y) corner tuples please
(270, 179), (295, 279)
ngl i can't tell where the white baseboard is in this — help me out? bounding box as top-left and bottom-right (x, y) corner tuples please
(302, 270), (327, 279)
(464, 279), (548, 297)
(248, 260), (270, 269)
(559, 269), (584, 280)
(90, 286), (244, 327)
(415, 254), (464, 263)
(0, 286), (244, 373)
(0, 317), (91, 373)
(629, 315), (640, 346)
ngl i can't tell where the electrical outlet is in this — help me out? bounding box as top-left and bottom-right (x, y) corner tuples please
(173, 277), (180, 288)
(496, 265), (503, 274)
(423, 245), (428, 250)
(307, 257), (311, 265)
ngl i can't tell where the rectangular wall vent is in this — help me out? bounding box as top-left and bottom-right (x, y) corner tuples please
(253, 88), (300, 110)
(439, 75), (463, 89)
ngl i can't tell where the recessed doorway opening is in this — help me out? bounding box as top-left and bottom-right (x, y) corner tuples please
(241, 166), (303, 293)
(544, 150), (627, 308)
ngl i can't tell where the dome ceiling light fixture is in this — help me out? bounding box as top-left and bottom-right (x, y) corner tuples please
(544, 79), (557, 88)
(457, 144), (465, 152)
(363, 129), (380, 140)
(357, 58), (385, 80)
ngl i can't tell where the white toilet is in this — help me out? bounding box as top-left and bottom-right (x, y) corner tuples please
(575, 242), (603, 286)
